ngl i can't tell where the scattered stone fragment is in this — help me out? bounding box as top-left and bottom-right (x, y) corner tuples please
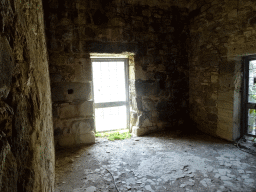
(214, 174), (221, 178)
(200, 180), (207, 187)
(180, 184), (186, 188)
(145, 185), (154, 191)
(85, 186), (97, 192)
(218, 169), (228, 175)
(221, 176), (232, 181)
(244, 178), (254, 183)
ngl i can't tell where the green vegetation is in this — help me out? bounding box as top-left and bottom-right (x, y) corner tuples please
(95, 130), (132, 141)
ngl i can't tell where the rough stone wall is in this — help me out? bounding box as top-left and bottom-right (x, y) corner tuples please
(188, 0), (256, 141)
(43, 0), (190, 145)
(0, 0), (54, 191)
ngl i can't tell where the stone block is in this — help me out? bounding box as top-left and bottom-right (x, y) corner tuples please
(50, 73), (63, 82)
(152, 111), (158, 121)
(228, 9), (237, 19)
(73, 64), (92, 82)
(109, 17), (125, 27)
(135, 65), (147, 80)
(132, 126), (147, 136)
(207, 113), (218, 122)
(83, 42), (138, 53)
(78, 131), (95, 144)
(78, 101), (94, 117)
(205, 99), (216, 106)
(156, 99), (171, 110)
(141, 118), (152, 127)
(51, 82), (92, 102)
(136, 97), (143, 111)
(130, 112), (137, 126)
(216, 127), (232, 141)
(217, 100), (233, 110)
(142, 99), (155, 111)
(132, 126), (158, 136)
(58, 135), (76, 146)
(129, 65), (135, 80)
(218, 90), (234, 101)
(211, 74), (218, 83)
(156, 122), (168, 130)
(72, 41), (80, 53)
(135, 80), (160, 96)
(71, 120), (94, 135)
(59, 104), (77, 119)
(206, 107), (218, 114)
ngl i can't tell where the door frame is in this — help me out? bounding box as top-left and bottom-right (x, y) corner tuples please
(91, 58), (130, 132)
(242, 55), (256, 137)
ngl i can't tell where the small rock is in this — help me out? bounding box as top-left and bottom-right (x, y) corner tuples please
(145, 185), (153, 191)
(85, 186), (97, 192)
(244, 178), (254, 183)
(220, 176), (231, 181)
(180, 184), (186, 188)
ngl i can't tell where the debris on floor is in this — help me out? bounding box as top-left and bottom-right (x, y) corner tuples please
(55, 131), (256, 192)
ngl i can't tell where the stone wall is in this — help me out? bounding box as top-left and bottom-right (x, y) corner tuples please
(0, 0), (54, 191)
(188, 0), (256, 141)
(43, 0), (190, 146)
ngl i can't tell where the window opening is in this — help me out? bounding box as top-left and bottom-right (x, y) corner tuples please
(91, 58), (129, 132)
(243, 56), (256, 137)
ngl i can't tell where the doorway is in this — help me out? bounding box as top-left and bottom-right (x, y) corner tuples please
(91, 58), (129, 132)
(243, 56), (256, 137)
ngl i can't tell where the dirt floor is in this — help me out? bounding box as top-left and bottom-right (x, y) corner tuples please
(54, 130), (256, 192)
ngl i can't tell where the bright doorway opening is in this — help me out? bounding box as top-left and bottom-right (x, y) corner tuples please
(91, 57), (129, 132)
(244, 57), (256, 137)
